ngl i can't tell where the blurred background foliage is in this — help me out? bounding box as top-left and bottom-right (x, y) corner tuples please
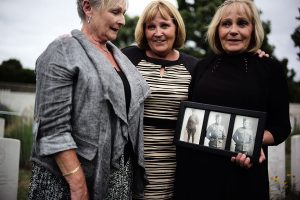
(1, 1), (299, 102)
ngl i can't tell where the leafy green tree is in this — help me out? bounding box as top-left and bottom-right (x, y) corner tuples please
(289, 8), (300, 103)
(291, 8), (300, 61)
(177, 0), (223, 58)
(114, 15), (139, 48)
(0, 59), (35, 84)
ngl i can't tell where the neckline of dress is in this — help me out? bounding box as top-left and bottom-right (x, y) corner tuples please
(212, 53), (251, 73)
(144, 51), (182, 67)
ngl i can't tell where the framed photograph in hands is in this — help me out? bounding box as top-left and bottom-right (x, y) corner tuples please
(174, 101), (266, 162)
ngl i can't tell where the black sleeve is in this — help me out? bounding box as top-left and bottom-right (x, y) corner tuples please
(188, 55), (216, 101)
(180, 53), (200, 75)
(187, 61), (200, 101)
(265, 57), (291, 145)
(121, 45), (145, 66)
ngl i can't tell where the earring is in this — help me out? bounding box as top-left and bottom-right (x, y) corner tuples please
(87, 16), (91, 24)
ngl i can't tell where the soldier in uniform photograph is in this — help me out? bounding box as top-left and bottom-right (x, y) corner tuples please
(206, 114), (226, 149)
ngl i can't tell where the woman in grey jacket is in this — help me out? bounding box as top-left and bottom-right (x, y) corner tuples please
(28, 0), (150, 199)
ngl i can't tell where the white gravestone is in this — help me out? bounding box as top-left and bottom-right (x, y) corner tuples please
(268, 142), (286, 200)
(0, 138), (20, 200)
(0, 118), (4, 138)
(291, 135), (300, 194)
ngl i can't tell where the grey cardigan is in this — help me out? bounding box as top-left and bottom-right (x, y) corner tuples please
(31, 29), (151, 199)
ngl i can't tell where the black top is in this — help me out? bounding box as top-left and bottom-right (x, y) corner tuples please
(117, 70), (131, 113)
(116, 69), (132, 164)
(175, 53), (291, 200)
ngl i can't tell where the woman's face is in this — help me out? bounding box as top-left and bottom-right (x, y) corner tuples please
(145, 12), (176, 56)
(90, 3), (126, 42)
(218, 7), (253, 54)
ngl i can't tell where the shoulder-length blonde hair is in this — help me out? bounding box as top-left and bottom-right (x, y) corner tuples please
(206, 0), (264, 54)
(135, 0), (186, 50)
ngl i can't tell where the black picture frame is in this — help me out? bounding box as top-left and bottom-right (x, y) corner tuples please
(174, 101), (266, 162)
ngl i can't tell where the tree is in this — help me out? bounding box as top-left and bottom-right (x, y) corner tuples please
(114, 15), (139, 48)
(289, 8), (300, 103)
(291, 8), (300, 61)
(177, 0), (223, 58)
(0, 59), (35, 84)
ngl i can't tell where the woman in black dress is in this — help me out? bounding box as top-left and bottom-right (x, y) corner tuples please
(175, 0), (291, 199)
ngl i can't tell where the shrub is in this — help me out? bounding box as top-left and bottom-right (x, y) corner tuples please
(5, 116), (33, 169)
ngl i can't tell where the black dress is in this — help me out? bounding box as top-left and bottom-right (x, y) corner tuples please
(175, 53), (291, 200)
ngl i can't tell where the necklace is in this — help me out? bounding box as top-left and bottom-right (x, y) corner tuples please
(99, 45), (110, 54)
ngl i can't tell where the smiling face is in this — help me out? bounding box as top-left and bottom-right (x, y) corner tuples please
(89, 3), (126, 43)
(218, 5), (253, 54)
(145, 12), (176, 57)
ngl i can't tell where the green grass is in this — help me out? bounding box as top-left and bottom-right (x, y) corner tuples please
(3, 114), (33, 199)
(14, 117), (300, 199)
(18, 168), (31, 200)
(285, 125), (300, 199)
(5, 117), (33, 169)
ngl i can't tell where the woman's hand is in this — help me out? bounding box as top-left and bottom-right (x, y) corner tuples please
(256, 49), (269, 58)
(231, 153), (252, 168)
(55, 149), (89, 200)
(65, 168), (89, 200)
(231, 148), (265, 169)
(263, 130), (274, 145)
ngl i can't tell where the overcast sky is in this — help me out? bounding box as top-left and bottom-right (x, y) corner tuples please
(0, 0), (299, 80)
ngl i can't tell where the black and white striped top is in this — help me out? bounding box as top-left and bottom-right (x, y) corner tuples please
(122, 46), (198, 199)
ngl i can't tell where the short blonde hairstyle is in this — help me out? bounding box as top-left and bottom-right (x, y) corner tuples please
(77, 0), (128, 22)
(206, 0), (264, 54)
(135, 0), (186, 50)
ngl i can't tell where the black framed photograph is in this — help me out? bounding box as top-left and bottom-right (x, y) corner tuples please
(174, 101), (266, 162)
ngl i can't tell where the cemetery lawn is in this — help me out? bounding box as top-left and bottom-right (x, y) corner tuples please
(17, 157), (300, 199)
(18, 168), (31, 200)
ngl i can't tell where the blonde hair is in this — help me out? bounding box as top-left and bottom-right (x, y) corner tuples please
(77, 0), (128, 22)
(206, 0), (264, 54)
(135, 0), (186, 50)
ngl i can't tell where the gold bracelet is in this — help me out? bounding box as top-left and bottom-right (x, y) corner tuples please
(62, 165), (80, 177)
